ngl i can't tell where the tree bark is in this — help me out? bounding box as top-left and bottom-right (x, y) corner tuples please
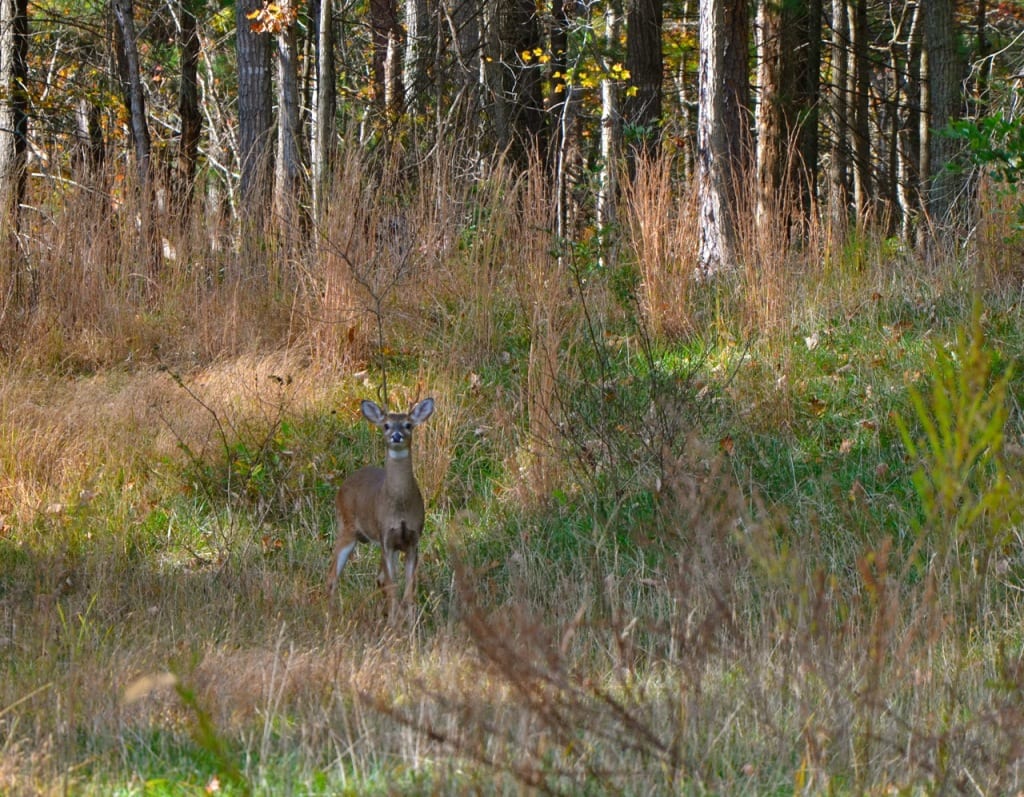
(177, 0), (202, 217)
(850, 0), (872, 223)
(311, 0), (336, 227)
(921, 0), (962, 229)
(894, 2), (921, 239)
(828, 0), (850, 244)
(0, 0), (28, 233)
(624, 0), (663, 162)
(236, 0), (274, 222)
(793, 0), (822, 219)
(0, 0), (28, 302)
(73, 96), (105, 177)
(370, 0), (402, 112)
(404, 0), (431, 115)
(755, 0), (783, 233)
(505, 0), (545, 164)
(756, 0), (822, 237)
(275, 6), (305, 227)
(112, 0), (151, 186)
(697, 0), (750, 273)
(598, 0), (622, 239)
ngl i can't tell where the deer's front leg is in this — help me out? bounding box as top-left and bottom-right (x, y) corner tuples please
(403, 546), (418, 605)
(380, 534), (401, 619)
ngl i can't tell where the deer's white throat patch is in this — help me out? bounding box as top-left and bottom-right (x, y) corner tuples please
(388, 448), (411, 460)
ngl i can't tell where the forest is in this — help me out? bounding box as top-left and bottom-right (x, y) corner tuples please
(3, 0), (1024, 792)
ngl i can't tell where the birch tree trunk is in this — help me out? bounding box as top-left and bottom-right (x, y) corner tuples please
(598, 0), (622, 240)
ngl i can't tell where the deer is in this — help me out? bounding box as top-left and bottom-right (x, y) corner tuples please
(326, 397), (435, 619)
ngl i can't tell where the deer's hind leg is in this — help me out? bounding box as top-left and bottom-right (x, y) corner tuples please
(327, 513), (359, 596)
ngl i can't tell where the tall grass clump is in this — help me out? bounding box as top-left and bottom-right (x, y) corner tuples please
(623, 155), (699, 339)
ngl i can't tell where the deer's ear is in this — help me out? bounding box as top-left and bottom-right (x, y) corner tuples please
(409, 398), (435, 425)
(361, 400), (387, 425)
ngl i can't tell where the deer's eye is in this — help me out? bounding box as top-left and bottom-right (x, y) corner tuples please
(403, 423), (413, 432)
(383, 422), (392, 432)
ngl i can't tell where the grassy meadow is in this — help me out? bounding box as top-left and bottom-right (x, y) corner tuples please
(2, 152), (1024, 794)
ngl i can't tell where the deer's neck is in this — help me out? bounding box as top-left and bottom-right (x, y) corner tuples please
(384, 449), (416, 493)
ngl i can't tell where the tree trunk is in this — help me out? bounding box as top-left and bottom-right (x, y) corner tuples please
(921, 0), (962, 229)
(505, 0), (545, 164)
(598, 0), (622, 240)
(370, 0), (401, 112)
(755, 0), (783, 234)
(624, 0), (663, 162)
(112, 0), (151, 186)
(828, 0), (850, 245)
(894, 2), (921, 240)
(236, 0), (274, 222)
(792, 0), (821, 220)
(973, 0), (989, 117)
(850, 0), (872, 223)
(756, 0), (822, 237)
(311, 0), (336, 228)
(404, 0), (431, 115)
(275, 7), (305, 228)
(0, 0), (28, 233)
(73, 96), (105, 177)
(697, 0), (750, 273)
(177, 0), (202, 217)
(550, 0), (580, 247)
(479, 2), (507, 151)
(0, 0), (28, 302)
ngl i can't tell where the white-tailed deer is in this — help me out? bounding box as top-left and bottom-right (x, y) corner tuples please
(327, 398), (435, 618)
